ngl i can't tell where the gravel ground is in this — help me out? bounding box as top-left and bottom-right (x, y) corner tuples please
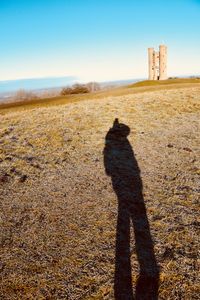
(0, 87), (200, 299)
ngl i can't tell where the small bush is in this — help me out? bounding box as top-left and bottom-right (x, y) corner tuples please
(60, 87), (73, 95)
(61, 84), (90, 95)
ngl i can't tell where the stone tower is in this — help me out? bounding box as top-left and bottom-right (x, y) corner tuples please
(148, 45), (167, 80)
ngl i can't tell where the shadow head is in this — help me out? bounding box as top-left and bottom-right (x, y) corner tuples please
(111, 118), (130, 138)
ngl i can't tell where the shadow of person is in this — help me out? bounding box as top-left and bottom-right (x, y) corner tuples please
(103, 119), (159, 300)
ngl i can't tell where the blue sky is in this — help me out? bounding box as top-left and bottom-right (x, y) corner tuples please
(0, 0), (200, 82)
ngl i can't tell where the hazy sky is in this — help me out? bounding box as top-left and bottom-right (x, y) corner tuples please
(0, 0), (200, 82)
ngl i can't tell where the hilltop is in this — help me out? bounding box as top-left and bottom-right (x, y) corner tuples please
(1, 77), (200, 112)
(0, 82), (199, 299)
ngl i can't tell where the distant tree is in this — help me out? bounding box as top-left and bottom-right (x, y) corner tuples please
(71, 84), (90, 94)
(189, 76), (200, 79)
(14, 89), (38, 101)
(86, 82), (100, 92)
(60, 87), (73, 96)
(61, 83), (90, 95)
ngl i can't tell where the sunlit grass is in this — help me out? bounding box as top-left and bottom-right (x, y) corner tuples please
(0, 85), (199, 299)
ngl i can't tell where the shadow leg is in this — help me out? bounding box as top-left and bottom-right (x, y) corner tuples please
(114, 204), (134, 300)
(131, 200), (159, 300)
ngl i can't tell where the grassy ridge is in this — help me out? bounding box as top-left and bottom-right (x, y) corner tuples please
(129, 78), (200, 87)
(1, 78), (200, 114)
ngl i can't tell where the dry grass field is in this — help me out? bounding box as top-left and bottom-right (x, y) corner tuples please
(0, 83), (200, 299)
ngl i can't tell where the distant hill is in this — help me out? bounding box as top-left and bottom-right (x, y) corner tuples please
(0, 77), (141, 102)
(0, 76), (77, 94)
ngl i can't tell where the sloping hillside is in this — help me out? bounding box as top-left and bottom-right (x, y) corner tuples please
(0, 86), (199, 299)
(1, 78), (200, 112)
